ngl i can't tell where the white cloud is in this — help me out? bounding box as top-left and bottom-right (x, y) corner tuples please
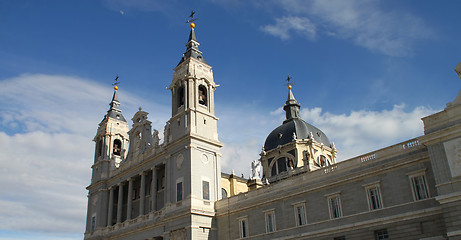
(299, 104), (436, 160)
(217, 101), (436, 177)
(261, 16), (317, 41)
(267, 0), (432, 56)
(0, 74), (169, 237)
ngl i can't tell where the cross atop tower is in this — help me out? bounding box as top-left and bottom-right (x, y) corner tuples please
(285, 74), (295, 89)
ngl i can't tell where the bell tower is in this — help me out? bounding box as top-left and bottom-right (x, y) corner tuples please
(163, 22), (223, 239)
(167, 23), (219, 144)
(86, 85), (129, 233)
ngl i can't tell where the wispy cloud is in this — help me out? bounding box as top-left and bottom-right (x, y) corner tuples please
(261, 16), (316, 41)
(299, 104), (436, 160)
(217, 101), (436, 177)
(0, 74), (169, 236)
(263, 0), (432, 56)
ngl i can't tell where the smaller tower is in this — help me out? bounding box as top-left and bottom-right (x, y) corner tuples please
(260, 85), (337, 183)
(86, 85), (129, 233)
(93, 85), (129, 172)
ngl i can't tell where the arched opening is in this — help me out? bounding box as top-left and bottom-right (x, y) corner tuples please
(271, 157), (288, 176)
(221, 188), (228, 199)
(315, 155), (327, 167)
(198, 85), (207, 106)
(113, 139), (122, 156)
(177, 86), (185, 107)
(95, 139), (103, 159)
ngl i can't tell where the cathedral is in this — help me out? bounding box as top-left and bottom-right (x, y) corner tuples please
(84, 23), (461, 240)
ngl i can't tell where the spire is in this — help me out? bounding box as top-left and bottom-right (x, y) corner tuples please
(177, 23), (207, 66)
(283, 85), (301, 123)
(104, 86), (126, 122)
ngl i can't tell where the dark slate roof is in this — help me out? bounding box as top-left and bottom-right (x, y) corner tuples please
(264, 118), (330, 151)
(263, 88), (331, 151)
(103, 90), (126, 122)
(177, 28), (208, 66)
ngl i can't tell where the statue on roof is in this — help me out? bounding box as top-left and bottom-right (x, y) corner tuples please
(250, 160), (261, 180)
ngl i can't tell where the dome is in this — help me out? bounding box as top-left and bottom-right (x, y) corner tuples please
(264, 118), (331, 151)
(263, 87), (331, 152)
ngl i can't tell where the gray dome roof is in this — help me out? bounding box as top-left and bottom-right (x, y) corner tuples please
(264, 118), (330, 151)
(263, 87), (331, 152)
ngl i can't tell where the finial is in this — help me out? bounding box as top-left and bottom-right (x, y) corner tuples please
(186, 10), (197, 27)
(285, 74), (295, 89)
(112, 75), (120, 90)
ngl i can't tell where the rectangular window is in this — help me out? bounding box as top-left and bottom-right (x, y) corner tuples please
(238, 217), (248, 238)
(264, 210), (276, 233)
(293, 203), (307, 226)
(326, 193), (342, 219)
(374, 229), (389, 240)
(367, 186), (382, 210)
(91, 216), (96, 231)
(411, 174), (429, 201)
(202, 180), (210, 200)
(363, 182), (383, 211)
(176, 181), (183, 202)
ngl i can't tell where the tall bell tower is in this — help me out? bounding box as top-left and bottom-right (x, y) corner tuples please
(163, 22), (223, 239)
(168, 23), (219, 144)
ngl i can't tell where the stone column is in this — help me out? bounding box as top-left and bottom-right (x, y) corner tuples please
(107, 187), (114, 226)
(139, 172), (146, 215)
(165, 161), (170, 204)
(116, 183), (124, 223)
(151, 167), (157, 211)
(127, 178), (133, 220)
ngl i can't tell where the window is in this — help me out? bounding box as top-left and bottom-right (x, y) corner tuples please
(374, 229), (389, 240)
(177, 86), (185, 107)
(271, 157), (288, 176)
(113, 139), (122, 156)
(222, 188), (228, 199)
(264, 210), (276, 233)
(202, 180), (210, 200)
(198, 85), (207, 106)
(96, 139), (103, 158)
(315, 155), (327, 167)
(91, 216), (96, 231)
(293, 203), (307, 226)
(238, 217), (249, 238)
(176, 181), (183, 202)
(363, 182), (383, 210)
(408, 170), (430, 201)
(326, 193), (342, 219)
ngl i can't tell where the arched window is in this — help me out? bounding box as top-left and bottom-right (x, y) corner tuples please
(113, 139), (122, 156)
(96, 139), (103, 157)
(177, 86), (185, 107)
(271, 157), (288, 176)
(198, 85), (207, 106)
(315, 155), (327, 167)
(222, 188), (228, 199)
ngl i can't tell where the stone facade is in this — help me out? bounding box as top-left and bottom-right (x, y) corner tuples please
(84, 25), (461, 240)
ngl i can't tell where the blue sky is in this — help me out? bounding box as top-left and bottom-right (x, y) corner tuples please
(1, 0), (461, 239)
